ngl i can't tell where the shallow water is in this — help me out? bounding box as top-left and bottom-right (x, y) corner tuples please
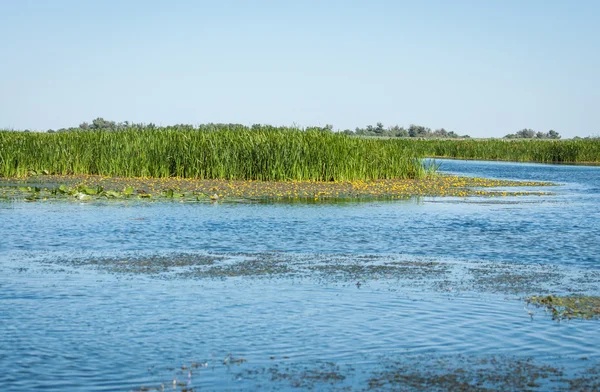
(1, 159), (600, 391)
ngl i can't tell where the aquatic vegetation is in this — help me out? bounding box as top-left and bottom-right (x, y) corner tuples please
(470, 266), (563, 295)
(367, 355), (564, 391)
(139, 354), (600, 391)
(2, 128), (598, 184)
(57, 254), (219, 275)
(401, 138), (600, 163)
(0, 127), (433, 180)
(46, 251), (599, 299)
(526, 295), (600, 321)
(0, 173), (554, 203)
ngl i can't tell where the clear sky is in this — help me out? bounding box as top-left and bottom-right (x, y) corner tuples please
(0, 0), (598, 138)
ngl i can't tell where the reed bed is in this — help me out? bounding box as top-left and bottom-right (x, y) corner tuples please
(0, 126), (431, 181)
(400, 138), (600, 163)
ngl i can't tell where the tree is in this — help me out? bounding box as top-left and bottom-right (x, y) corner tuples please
(408, 124), (428, 138)
(434, 128), (448, 138)
(516, 128), (536, 138)
(548, 130), (561, 139)
(389, 125), (408, 137)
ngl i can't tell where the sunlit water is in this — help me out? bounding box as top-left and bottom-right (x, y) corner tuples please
(1, 159), (600, 391)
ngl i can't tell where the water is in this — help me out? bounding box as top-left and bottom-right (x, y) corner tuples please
(1, 159), (600, 391)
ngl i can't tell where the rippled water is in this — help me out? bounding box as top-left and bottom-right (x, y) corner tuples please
(1, 159), (600, 391)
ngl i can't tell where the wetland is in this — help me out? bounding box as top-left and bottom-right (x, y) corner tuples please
(1, 159), (600, 391)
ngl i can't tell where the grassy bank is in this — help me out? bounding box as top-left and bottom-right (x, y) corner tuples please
(0, 127), (431, 181)
(402, 138), (600, 163)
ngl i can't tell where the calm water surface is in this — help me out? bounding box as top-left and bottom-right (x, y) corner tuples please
(1, 159), (600, 391)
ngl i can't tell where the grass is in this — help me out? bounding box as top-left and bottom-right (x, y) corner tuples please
(3, 126), (596, 182)
(0, 126), (433, 181)
(398, 138), (600, 163)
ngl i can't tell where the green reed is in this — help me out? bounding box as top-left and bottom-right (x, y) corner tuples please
(399, 138), (600, 163)
(0, 126), (431, 181)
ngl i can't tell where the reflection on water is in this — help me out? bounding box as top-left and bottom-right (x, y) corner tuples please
(1, 159), (600, 391)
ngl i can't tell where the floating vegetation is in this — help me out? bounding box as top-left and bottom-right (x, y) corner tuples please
(247, 361), (350, 390)
(0, 173), (554, 203)
(526, 295), (600, 321)
(43, 251), (600, 300)
(470, 265), (563, 295)
(566, 363), (600, 391)
(136, 354), (600, 391)
(367, 355), (564, 391)
(57, 253), (220, 275)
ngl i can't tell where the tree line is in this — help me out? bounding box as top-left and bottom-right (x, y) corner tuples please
(504, 128), (561, 139)
(41, 118), (572, 140)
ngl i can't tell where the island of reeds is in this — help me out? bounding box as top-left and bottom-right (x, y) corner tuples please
(1, 125), (434, 181)
(6, 122), (599, 201)
(2, 124), (599, 184)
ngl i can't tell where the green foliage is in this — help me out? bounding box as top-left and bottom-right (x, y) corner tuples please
(353, 123), (469, 139)
(504, 129), (561, 139)
(0, 125), (431, 181)
(401, 138), (600, 163)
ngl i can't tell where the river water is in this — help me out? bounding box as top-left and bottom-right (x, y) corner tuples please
(1, 159), (599, 391)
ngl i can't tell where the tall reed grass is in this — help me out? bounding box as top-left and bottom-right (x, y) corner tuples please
(403, 139), (600, 163)
(0, 126), (431, 181)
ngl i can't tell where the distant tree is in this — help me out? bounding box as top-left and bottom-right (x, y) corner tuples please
(374, 122), (385, 136)
(516, 128), (536, 138)
(389, 125), (408, 137)
(547, 130), (561, 139)
(408, 124), (429, 138)
(505, 129), (561, 139)
(434, 128), (448, 138)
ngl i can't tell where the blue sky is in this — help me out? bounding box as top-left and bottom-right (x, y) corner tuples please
(0, 0), (598, 138)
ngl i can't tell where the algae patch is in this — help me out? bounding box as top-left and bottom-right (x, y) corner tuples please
(367, 355), (564, 391)
(526, 295), (600, 321)
(58, 253), (219, 275)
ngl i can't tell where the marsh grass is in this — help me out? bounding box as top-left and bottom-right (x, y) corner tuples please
(0, 126), (431, 181)
(403, 138), (600, 163)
